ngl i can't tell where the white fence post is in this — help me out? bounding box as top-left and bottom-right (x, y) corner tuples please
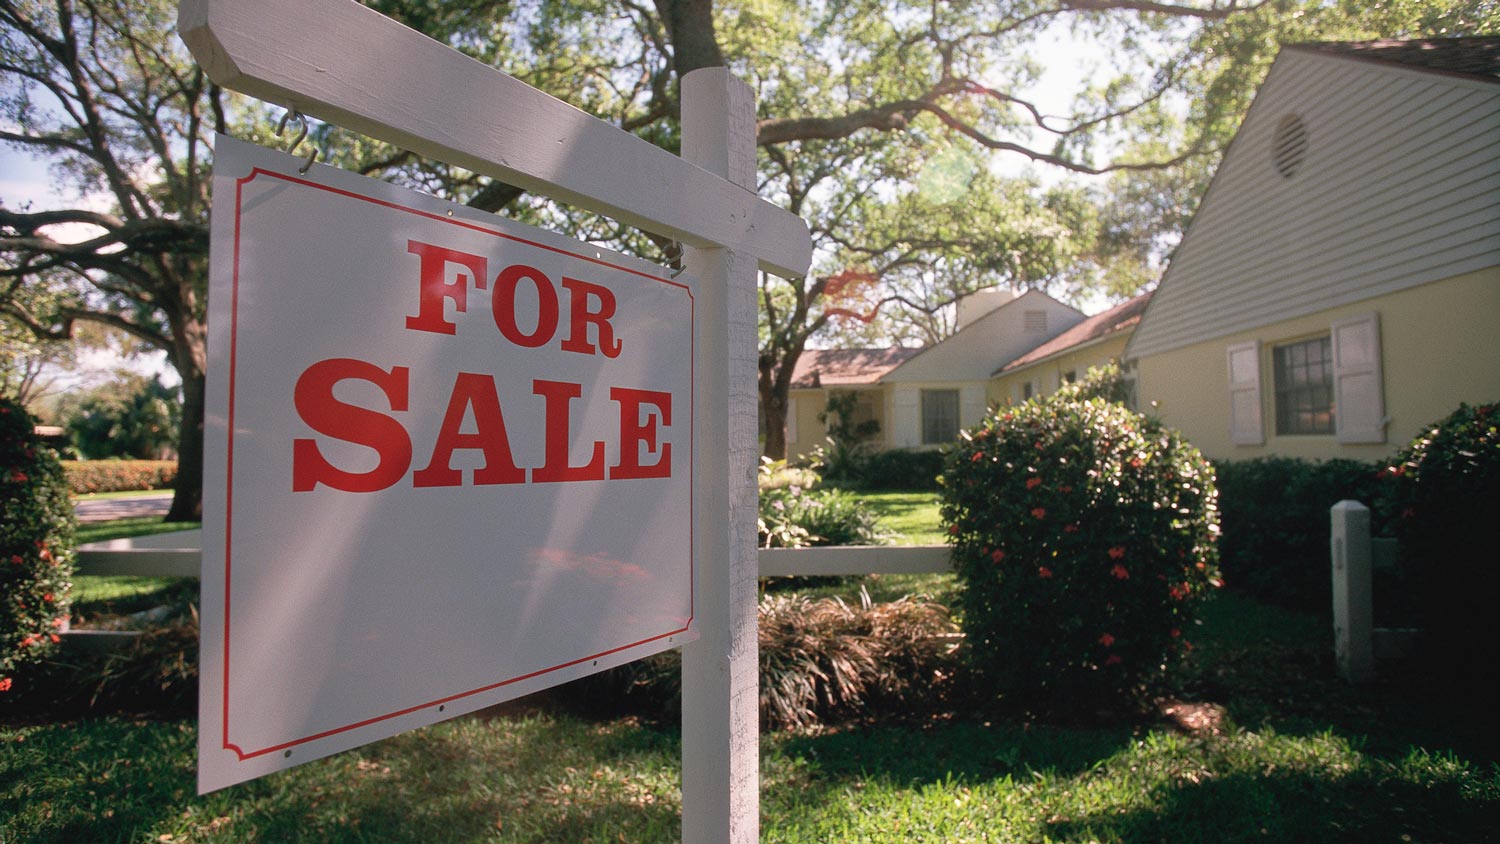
(1331, 500), (1374, 683)
(680, 67), (760, 844)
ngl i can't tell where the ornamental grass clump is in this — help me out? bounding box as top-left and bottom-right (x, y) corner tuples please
(1382, 401), (1500, 689)
(941, 389), (1220, 709)
(1, 396), (76, 697)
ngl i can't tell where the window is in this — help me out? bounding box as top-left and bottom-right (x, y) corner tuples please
(921, 389), (959, 444)
(1273, 336), (1333, 435)
(1022, 381), (1034, 400)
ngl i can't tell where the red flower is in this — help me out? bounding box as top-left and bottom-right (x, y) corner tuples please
(1025, 477), (1042, 490)
(1098, 632), (1115, 647)
(1059, 485), (1073, 493)
(1063, 524), (1079, 534)
(0, 678), (11, 693)
(1170, 628), (1181, 638)
(10, 470), (26, 483)
(971, 451), (985, 462)
(42, 593), (53, 603)
(1110, 564), (1130, 580)
(1169, 583), (1190, 601)
(991, 549), (1006, 563)
(948, 524), (960, 535)
(1105, 654), (1123, 666)
(52, 617), (66, 629)
(1037, 566), (1054, 579)
(9, 555), (21, 566)
(1129, 458), (1143, 470)
(1030, 507), (1046, 520)
(1108, 546), (1125, 560)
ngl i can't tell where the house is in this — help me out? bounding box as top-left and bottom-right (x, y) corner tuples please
(1124, 37), (1500, 461)
(784, 289), (1084, 458)
(991, 292), (1152, 407)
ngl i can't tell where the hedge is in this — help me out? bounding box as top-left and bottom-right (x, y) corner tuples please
(61, 460), (178, 495)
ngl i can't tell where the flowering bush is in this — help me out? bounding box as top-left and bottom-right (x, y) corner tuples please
(61, 459), (177, 494)
(940, 393), (1220, 707)
(1382, 401), (1500, 686)
(1, 396), (76, 696)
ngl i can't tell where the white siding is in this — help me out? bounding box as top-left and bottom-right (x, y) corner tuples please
(1129, 50), (1500, 360)
(884, 291), (1084, 382)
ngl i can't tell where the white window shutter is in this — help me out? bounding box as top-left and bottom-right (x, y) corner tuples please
(1332, 313), (1386, 444)
(960, 385), (986, 429)
(785, 397), (798, 445)
(1226, 341), (1264, 446)
(893, 388), (919, 447)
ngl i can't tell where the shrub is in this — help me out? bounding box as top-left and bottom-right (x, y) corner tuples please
(61, 459), (177, 494)
(1, 396), (77, 696)
(1214, 457), (1386, 613)
(599, 590), (959, 730)
(860, 448), (946, 491)
(758, 460), (889, 549)
(941, 395), (1220, 708)
(1383, 401), (1500, 687)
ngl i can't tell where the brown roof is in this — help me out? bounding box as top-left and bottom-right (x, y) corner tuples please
(790, 347), (922, 388)
(996, 292), (1152, 375)
(1289, 37), (1500, 82)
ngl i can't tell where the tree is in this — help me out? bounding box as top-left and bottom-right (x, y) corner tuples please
(0, 0), (233, 519)
(60, 371), (180, 459)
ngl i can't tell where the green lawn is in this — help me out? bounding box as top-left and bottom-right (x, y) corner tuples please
(857, 489), (946, 546)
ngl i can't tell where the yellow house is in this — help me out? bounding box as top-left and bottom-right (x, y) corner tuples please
(990, 293), (1151, 407)
(1125, 38), (1500, 462)
(782, 289), (1087, 460)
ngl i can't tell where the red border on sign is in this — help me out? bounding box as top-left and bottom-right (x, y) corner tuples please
(222, 167), (695, 760)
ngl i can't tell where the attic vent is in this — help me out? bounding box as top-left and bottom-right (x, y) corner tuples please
(1024, 310), (1047, 333)
(1272, 114), (1309, 178)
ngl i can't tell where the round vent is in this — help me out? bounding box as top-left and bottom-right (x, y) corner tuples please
(1271, 114), (1309, 179)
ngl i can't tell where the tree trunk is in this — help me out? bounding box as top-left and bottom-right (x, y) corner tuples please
(758, 359), (789, 460)
(166, 368), (205, 522)
(165, 311), (208, 523)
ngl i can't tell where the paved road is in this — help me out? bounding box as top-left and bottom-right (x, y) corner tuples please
(74, 491), (175, 522)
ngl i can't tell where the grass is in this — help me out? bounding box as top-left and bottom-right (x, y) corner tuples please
(7, 495), (1498, 841)
(71, 516), (201, 618)
(857, 489), (946, 546)
(72, 489), (174, 502)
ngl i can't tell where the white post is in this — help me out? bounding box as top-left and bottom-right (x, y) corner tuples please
(1331, 500), (1374, 683)
(680, 68), (760, 844)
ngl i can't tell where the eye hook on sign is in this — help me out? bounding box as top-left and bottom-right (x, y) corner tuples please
(275, 107), (320, 175)
(665, 240), (685, 278)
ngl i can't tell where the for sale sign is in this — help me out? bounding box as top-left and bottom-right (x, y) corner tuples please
(199, 136), (696, 792)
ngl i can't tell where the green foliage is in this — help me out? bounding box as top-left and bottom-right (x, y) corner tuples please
(941, 395), (1220, 706)
(61, 460), (178, 495)
(1384, 401), (1500, 687)
(1052, 362), (1133, 406)
(859, 448), (946, 491)
(1214, 457), (1387, 613)
(759, 485), (890, 549)
(0, 396), (76, 695)
(63, 375), (181, 459)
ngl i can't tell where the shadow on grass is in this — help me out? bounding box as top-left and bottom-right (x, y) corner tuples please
(1045, 766), (1500, 844)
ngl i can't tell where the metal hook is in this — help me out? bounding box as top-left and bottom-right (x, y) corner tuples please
(665, 241), (685, 278)
(276, 108), (319, 175)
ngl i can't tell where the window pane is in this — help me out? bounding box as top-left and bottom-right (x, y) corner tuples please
(1273, 336), (1333, 435)
(921, 389), (960, 444)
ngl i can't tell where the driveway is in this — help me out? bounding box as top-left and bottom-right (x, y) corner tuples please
(74, 491), (175, 522)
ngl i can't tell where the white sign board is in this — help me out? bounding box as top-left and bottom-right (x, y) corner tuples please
(200, 136), (696, 792)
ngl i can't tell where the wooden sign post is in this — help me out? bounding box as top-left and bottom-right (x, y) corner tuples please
(180, 0), (810, 840)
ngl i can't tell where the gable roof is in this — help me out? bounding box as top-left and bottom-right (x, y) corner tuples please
(1127, 37), (1500, 361)
(882, 288), (1084, 382)
(1288, 37), (1500, 83)
(996, 292), (1152, 376)
(790, 347), (920, 389)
